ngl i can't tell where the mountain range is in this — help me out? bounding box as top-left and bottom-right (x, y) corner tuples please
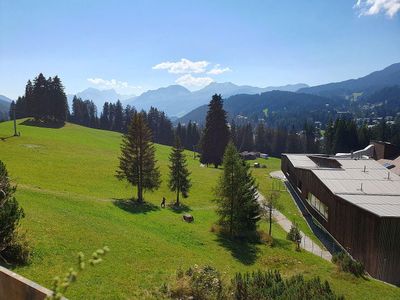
(1, 62), (399, 122)
(299, 63), (400, 97)
(178, 63), (400, 127)
(123, 82), (308, 117)
(67, 88), (135, 110)
(0, 95), (12, 121)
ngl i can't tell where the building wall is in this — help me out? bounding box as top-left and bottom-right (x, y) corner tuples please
(372, 141), (400, 160)
(0, 266), (53, 300)
(376, 217), (400, 285)
(281, 155), (400, 285)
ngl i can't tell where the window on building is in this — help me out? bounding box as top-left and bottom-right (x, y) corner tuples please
(306, 193), (328, 220)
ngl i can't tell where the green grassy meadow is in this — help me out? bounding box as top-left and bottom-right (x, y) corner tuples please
(0, 120), (399, 299)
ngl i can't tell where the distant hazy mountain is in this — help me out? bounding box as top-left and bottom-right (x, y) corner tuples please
(299, 63), (400, 97)
(177, 90), (344, 127)
(67, 88), (135, 109)
(0, 95), (13, 103)
(123, 85), (191, 116)
(0, 95), (12, 121)
(125, 82), (308, 117)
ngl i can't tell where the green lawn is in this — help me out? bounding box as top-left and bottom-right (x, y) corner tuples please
(0, 120), (399, 299)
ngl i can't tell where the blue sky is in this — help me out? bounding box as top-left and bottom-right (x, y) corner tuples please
(1, 0), (399, 98)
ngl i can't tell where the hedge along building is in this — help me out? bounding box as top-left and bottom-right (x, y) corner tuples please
(281, 153), (400, 285)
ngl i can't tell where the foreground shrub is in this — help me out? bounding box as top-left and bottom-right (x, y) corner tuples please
(166, 266), (344, 300)
(286, 222), (302, 251)
(169, 265), (223, 300)
(0, 160), (31, 265)
(257, 230), (274, 246)
(2, 228), (31, 264)
(233, 271), (344, 300)
(332, 252), (365, 277)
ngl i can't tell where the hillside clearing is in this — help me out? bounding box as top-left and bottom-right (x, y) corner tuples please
(0, 120), (398, 299)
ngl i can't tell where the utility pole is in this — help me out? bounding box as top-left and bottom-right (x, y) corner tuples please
(13, 104), (17, 136)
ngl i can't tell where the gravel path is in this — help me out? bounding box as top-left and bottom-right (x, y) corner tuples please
(257, 190), (332, 261)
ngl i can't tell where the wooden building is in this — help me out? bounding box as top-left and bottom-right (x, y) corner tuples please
(281, 154), (400, 285)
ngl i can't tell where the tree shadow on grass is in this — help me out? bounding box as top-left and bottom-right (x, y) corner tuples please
(167, 202), (192, 214)
(112, 198), (160, 214)
(20, 118), (65, 129)
(215, 233), (259, 266)
(0, 135), (17, 141)
(272, 237), (293, 250)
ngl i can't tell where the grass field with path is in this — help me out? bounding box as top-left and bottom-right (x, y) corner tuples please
(0, 120), (399, 299)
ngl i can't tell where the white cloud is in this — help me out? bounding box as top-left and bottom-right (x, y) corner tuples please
(207, 64), (232, 75)
(355, 0), (400, 17)
(175, 74), (214, 89)
(87, 78), (141, 91)
(152, 58), (210, 74)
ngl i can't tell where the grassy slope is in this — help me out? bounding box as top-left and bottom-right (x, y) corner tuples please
(0, 120), (398, 299)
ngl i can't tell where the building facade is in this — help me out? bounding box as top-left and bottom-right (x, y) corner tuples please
(282, 154), (400, 285)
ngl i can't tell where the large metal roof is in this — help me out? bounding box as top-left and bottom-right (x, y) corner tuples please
(285, 154), (400, 217)
(337, 195), (400, 217)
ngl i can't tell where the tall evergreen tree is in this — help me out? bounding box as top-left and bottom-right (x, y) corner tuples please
(255, 123), (266, 152)
(100, 102), (111, 130)
(51, 76), (68, 122)
(31, 73), (47, 120)
(168, 137), (191, 206)
(0, 160), (26, 263)
(114, 100), (124, 132)
(201, 94), (230, 167)
(215, 142), (260, 238)
(116, 112), (161, 203)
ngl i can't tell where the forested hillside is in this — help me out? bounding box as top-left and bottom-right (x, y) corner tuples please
(178, 90), (346, 128)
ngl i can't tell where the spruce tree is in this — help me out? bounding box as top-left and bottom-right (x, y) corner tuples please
(0, 160), (26, 263)
(255, 123), (266, 152)
(215, 142), (260, 238)
(114, 100), (124, 132)
(32, 73), (47, 120)
(201, 94), (230, 168)
(51, 76), (68, 122)
(116, 112), (161, 203)
(168, 137), (191, 206)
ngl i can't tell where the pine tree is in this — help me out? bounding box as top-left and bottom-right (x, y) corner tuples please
(201, 94), (230, 168)
(114, 100), (124, 132)
(255, 123), (266, 152)
(100, 102), (110, 129)
(25, 80), (34, 117)
(0, 160), (26, 263)
(116, 112), (161, 203)
(215, 142), (260, 238)
(168, 137), (191, 206)
(32, 73), (47, 120)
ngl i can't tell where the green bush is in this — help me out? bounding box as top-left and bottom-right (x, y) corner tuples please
(286, 222), (302, 251)
(232, 270), (344, 300)
(169, 265), (223, 300)
(0, 160), (31, 265)
(332, 252), (365, 277)
(2, 229), (32, 265)
(167, 266), (344, 300)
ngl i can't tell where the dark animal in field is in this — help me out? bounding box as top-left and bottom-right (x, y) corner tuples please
(182, 214), (194, 223)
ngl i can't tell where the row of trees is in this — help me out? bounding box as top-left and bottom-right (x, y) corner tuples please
(324, 117), (400, 154)
(117, 95), (261, 239)
(116, 112), (191, 205)
(14, 73), (68, 122)
(175, 121), (201, 151)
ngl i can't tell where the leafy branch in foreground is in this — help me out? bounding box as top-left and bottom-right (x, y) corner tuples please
(45, 246), (110, 300)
